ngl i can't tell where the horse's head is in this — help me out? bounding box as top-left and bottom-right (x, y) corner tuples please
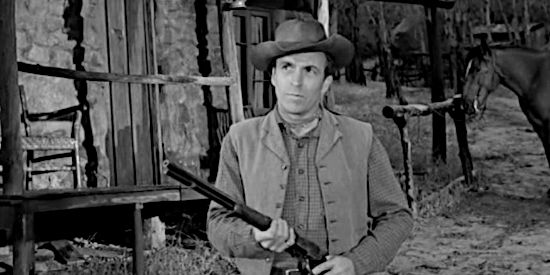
(463, 43), (501, 119)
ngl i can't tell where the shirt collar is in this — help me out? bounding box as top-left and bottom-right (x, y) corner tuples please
(274, 106), (322, 138)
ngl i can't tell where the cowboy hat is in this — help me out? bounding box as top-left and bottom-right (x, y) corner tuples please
(250, 18), (355, 71)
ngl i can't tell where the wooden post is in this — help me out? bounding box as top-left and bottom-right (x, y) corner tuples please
(393, 116), (417, 216)
(317, 0), (335, 109)
(133, 203), (144, 275)
(221, 11), (245, 123)
(425, 5), (447, 164)
(318, 0), (330, 36)
(0, 0), (24, 195)
(13, 204), (34, 275)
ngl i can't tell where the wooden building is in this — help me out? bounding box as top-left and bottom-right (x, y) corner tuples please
(0, 0), (325, 273)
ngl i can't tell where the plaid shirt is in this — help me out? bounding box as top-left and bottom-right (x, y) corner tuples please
(274, 112), (327, 268)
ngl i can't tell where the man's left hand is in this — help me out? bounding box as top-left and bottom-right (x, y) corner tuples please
(311, 255), (355, 275)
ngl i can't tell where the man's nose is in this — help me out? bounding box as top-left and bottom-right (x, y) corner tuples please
(290, 69), (303, 86)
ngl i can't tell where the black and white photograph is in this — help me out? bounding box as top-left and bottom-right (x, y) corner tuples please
(1, 0), (549, 274)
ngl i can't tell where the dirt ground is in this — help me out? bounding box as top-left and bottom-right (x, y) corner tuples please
(384, 87), (550, 275)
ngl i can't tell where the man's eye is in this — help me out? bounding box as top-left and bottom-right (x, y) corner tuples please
(305, 67), (318, 74)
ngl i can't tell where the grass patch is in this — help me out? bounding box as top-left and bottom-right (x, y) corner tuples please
(57, 238), (238, 275)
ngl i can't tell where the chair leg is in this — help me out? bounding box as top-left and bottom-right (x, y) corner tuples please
(25, 150), (33, 191)
(73, 144), (81, 189)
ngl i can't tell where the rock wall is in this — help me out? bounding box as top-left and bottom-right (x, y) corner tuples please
(14, 0), (224, 188)
(16, 0), (111, 189)
(155, 0), (224, 180)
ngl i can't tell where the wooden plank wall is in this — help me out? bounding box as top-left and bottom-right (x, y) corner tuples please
(126, 0), (154, 186)
(106, 0), (134, 186)
(105, 0), (156, 186)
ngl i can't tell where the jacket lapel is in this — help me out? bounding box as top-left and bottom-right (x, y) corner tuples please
(260, 111), (289, 163)
(316, 110), (342, 163)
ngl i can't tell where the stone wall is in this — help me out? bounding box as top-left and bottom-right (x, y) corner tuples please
(155, 0), (224, 179)
(13, 0), (224, 188)
(16, 0), (111, 189)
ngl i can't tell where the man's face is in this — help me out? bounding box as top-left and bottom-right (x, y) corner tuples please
(271, 52), (333, 119)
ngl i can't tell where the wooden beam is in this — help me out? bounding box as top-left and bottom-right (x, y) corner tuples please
(17, 62), (234, 86)
(221, 11), (245, 123)
(12, 204), (34, 275)
(106, 0), (135, 187)
(144, 0), (163, 186)
(382, 96), (455, 118)
(0, 185), (204, 212)
(0, 0), (24, 195)
(133, 203), (145, 275)
(126, 0), (153, 186)
(426, 6), (447, 164)
(365, 0), (455, 9)
(392, 117), (417, 216)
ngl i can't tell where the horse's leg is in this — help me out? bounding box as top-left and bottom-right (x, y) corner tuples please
(519, 101), (550, 167)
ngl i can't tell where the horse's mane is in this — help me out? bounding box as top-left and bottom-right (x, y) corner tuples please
(465, 45), (544, 62)
(491, 45), (543, 53)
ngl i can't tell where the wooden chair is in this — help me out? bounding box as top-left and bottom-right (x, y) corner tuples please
(19, 85), (82, 190)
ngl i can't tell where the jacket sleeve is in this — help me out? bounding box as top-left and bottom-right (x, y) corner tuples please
(206, 130), (272, 259)
(342, 136), (413, 274)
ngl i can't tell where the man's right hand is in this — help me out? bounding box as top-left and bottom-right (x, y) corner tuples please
(253, 218), (296, 253)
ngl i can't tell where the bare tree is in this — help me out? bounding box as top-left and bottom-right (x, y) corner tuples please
(484, 0), (493, 42)
(336, 0), (367, 85)
(495, 0), (516, 44)
(523, 0), (531, 46)
(512, 0), (521, 45)
(365, 3), (406, 103)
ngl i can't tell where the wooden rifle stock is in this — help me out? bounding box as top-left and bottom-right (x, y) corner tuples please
(162, 160), (327, 272)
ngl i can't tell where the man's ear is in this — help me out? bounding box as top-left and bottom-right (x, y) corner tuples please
(321, 75), (333, 97)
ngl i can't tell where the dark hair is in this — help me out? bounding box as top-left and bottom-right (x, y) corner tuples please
(268, 52), (336, 79)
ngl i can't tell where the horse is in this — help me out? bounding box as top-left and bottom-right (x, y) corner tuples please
(462, 43), (550, 169)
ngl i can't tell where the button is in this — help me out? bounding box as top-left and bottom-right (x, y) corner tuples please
(280, 184), (285, 190)
(297, 142), (304, 148)
(329, 219), (337, 224)
(265, 257), (271, 262)
(275, 202), (283, 208)
(282, 164), (288, 170)
(327, 200), (335, 204)
(297, 224), (305, 230)
(298, 168), (305, 174)
(330, 239), (338, 243)
(323, 181), (331, 185)
(318, 164), (326, 168)
(298, 196), (305, 202)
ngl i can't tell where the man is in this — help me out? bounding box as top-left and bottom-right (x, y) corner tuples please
(207, 18), (413, 275)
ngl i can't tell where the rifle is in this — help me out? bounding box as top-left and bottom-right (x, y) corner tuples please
(163, 160), (327, 274)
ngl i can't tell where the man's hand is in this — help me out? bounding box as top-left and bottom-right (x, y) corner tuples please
(312, 255), (355, 275)
(253, 218), (295, 253)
